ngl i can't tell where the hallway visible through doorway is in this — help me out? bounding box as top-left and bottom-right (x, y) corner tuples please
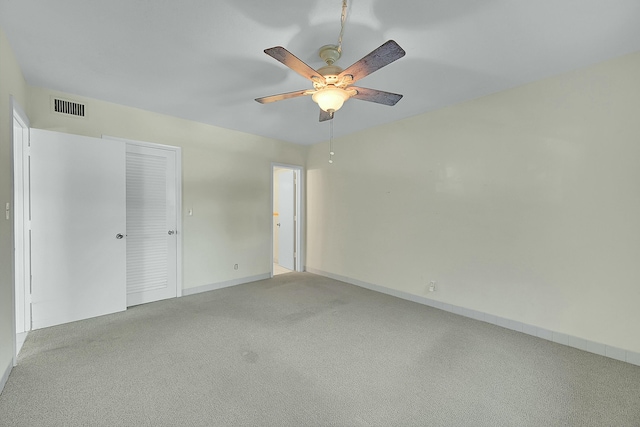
(273, 263), (292, 276)
(272, 164), (303, 276)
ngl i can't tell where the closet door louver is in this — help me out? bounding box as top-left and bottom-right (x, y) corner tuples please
(126, 146), (176, 305)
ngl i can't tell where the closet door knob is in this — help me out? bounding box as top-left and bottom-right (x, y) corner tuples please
(168, 230), (175, 235)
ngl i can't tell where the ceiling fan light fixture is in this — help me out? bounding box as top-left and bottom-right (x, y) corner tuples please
(312, 86), (350, 113)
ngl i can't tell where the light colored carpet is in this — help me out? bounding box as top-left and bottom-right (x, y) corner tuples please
(1, 272), (639, 426)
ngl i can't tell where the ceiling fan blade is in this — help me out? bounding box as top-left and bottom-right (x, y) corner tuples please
(319, 109), (334, 122)
(351, 87), (403, 106)
(339, 40), (406, 83)
(255, 89), (312, 104)
(264, 46), (324, 83)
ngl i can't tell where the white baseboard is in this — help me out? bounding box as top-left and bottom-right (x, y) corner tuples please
(182, 273), (271, 296)
(1, 358), (11, 396)
(305, 267), (640, 367)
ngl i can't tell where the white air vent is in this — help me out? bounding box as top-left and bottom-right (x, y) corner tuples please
(51, 97), (86, 118)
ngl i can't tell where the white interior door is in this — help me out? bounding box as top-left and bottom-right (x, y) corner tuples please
(126, 144), (177, 306)
(277, 170), (295, 270)
(30, 129), (126, 329)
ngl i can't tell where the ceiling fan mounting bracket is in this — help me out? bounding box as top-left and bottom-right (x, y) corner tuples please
(319, 44), (341, 65)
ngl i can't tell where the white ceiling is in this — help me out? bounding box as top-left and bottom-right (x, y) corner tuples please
(2, 0), (640, 145)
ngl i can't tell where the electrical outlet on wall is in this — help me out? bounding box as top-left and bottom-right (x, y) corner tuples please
(429, 281), (436, 292)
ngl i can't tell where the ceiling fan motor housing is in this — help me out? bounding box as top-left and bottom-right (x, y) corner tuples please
(315, 65), (345, 89)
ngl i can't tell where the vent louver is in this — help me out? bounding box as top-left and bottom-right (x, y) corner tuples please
(52, 98), (86, 117)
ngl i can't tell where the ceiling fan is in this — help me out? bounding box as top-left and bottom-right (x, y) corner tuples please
(255, 40), (406, 121)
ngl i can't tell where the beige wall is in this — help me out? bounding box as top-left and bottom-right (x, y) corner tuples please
(307, 52), (640, 353)
(26, 86), (306, 291)
(0, 29), (29, 376)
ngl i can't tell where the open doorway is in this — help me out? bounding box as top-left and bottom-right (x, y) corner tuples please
(272, 164), (303, 276)
(12, 97), (30, 365)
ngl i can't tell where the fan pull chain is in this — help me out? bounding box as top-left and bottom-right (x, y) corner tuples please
(337, 0), (348, 54)
(329, 119), (335, 164)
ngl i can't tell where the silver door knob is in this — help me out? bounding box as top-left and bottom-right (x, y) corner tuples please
(168, 230), (175, 235)
(116, 233), (124, 239)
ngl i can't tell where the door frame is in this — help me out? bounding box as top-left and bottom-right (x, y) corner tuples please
(11, 96), (30, 366)
(271, 163), (304, 276)
(102, 135), (183, 298)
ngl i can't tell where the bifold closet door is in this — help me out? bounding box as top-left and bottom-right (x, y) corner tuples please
(30, 129), (126, 329)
